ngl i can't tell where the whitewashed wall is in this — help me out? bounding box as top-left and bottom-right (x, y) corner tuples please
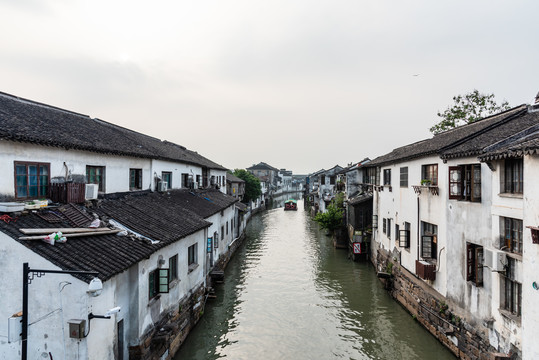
(521, 154), (538, 360)
(151, 159), (202, 190)
(137, 231), (206, 338)
(0, 233), (117, 360)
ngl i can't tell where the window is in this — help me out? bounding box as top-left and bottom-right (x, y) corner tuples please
(330, 176), (336, 185)
(503, 158), (523, 194)
(500, 217), (523, 254)
(86, 166), (105, 192)
(399, 222), (411, 248)
(395, 224), (399, 242)
(149, 268), (169, 299)
(387, 219), (391, 239)
(221, 225), (225, 241)
(466, 243), (483, 286)
(400, 167), (408, 187)
(383, 169), (391, 186)
(502, 257), (521, 316)
(182, 173), (189, 188)
(320, 176), (326, 185)
(14, 162), (50, 199)
(169, 255), (178, 284)
(421, 222), (438, 260)
(382, 218), (387, 234)
(162, 172), (172, 188)
(188, 243), (198, 271)
(129, 169), (142, 190)
(421, 164), (438, 186)
(448, 164), (481, 202)
(226, 221), (229, 235)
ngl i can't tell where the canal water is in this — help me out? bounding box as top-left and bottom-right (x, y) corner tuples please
(175, 198), (455, 360)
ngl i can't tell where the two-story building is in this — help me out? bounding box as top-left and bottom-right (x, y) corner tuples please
(368, 104), (538, 359)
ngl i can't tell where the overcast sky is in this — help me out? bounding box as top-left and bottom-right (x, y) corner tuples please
(1, 1), (538, 174)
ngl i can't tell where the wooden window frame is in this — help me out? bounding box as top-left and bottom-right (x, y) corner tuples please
(504, 158), (523, 194)
(169, 254), (178, 284)
(400, 167), (408, 187)
(14, 161), (50, 199)
(449, 164), (481, 202)
(501, 217), (523, 254)
(162, 171), (172, 188)
(86, 165), (106, 192)
(399, 229), (410, 248)
(503, 257), (522, 316)
(129, 168), (143, 190)
(188, 243), (198, 266)
(421, 164), (438, 186)
(421, 222), (438, 261)
(466, 243), (483, 286)
(383, 169), (391, 186)
(149, 268), (169, 300)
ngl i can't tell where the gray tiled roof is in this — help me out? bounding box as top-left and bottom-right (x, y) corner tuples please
(368, 105), (529, 166)
(226, 173), (245, 183)
(0, 91), (227, 170)
(479, 123), (539, 161)
(0, 189), (237, 282)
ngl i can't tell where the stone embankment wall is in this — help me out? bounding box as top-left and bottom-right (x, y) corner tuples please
(376, 249), (508, 360)
(129, 284), (206, 360)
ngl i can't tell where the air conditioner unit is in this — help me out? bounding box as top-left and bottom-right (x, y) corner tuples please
(158, 181), (168, 192)
(85, 184), (99, 200)
(484, 249), (506, 272)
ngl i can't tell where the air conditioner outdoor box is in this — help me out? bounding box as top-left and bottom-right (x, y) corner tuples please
(484, 249), (506, 272)
(158, 181), (168, 192)
(85, 184), (99, 200)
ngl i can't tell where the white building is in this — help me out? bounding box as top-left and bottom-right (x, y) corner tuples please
(368, 104), (538, 359)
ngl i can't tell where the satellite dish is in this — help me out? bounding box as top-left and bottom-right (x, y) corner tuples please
(87, 277), (103, 297)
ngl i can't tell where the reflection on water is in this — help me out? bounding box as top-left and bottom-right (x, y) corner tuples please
(175, 197), (455, 360)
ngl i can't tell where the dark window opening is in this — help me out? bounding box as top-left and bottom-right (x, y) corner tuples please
(86, 165), (105, 192)
(400, 167), (408, 187)
(500, 217), (522, 254)
(130, 168), (142, 190)
(466, 243), (483, 286)
(421, 164), (438, 186)
(503, 158), (523, 194)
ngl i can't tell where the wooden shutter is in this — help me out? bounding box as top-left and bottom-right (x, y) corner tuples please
(421, 236), (432, 259)
(475, 247), (483, 286)
(466, 243), (473, 282)
(158, 268), (169, 294)
(449, 166), (462, 199)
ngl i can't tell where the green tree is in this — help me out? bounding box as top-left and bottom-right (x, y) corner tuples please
(232, 169), (262, 204)
(430, 90), (510, 134)
(314, 193), (345, 233)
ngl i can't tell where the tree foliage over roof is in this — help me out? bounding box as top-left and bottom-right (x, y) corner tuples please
(314, 192), (345, 233)
(232, 169), (262, 204)
(430, 90), (510, 134)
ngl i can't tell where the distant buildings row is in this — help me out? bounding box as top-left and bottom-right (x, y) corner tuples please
(306, 100), (539, 360)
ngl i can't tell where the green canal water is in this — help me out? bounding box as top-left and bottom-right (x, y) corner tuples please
(174, 198), (455, 360)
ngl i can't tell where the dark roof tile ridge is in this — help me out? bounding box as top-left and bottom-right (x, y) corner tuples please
(482, 123), (539, 154)
(432, 104), (528, 137)
(0, 90), (91, 119)
(439, 106), (529, 158)
(91, 117), (164, 142)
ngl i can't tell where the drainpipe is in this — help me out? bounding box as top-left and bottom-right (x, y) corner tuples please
(417, 196), (420, 261)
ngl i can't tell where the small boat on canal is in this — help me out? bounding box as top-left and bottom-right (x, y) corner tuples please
(284, 199), (297, 211)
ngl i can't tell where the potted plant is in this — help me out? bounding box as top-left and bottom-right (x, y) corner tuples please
(420, 179), (432, 186)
